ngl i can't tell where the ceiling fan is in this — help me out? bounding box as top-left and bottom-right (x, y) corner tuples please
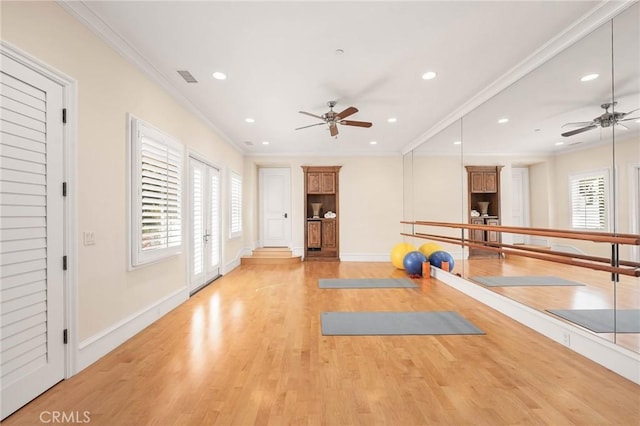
(561, 102), (640, 137)
(296, 100), (372, 137)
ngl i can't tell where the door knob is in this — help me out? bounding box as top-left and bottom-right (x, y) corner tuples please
(283, 213), (288, 218)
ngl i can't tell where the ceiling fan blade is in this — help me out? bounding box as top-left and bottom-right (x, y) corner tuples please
(299, 111), (325, 120)
(561, 121), (595, 128)
(615, 122), (629, 130)
(329, 124), (338, 137)
(336, 106), (358, 120)
(620, 107), (640, 117)
(617, 116), (640, 122)
(561, 124), (598, 137)
(295, 122), (326, 130)
(340, 120), (372, 128)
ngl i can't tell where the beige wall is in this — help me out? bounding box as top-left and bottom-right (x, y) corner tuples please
(245, 156), (404, 259)
(2, 1), (244, 340)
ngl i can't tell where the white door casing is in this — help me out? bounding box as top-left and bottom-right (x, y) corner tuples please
(189, 156), (220, 293)
(1, 53), (66, 419)
(259, 167), (291, 247)
(511, 167), (530, 245)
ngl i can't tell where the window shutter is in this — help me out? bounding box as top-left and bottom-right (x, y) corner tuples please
(230, 172), (242, 236)
(130, 116), (183, 267)
(570, 173), (606, 230)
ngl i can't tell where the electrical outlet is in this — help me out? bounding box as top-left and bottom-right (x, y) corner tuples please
(83, 231), (95, 246)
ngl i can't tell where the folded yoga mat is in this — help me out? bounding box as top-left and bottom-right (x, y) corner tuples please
(471, 276), (585, 287)
(547, 309), (640, 333)
(318, 278), (418, 289)
(321, 311), (485, 335)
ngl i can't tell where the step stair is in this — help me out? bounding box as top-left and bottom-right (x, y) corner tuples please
(241, 247), (301, 265)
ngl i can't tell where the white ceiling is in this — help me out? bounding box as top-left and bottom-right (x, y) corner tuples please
(63, 1), (638, 157)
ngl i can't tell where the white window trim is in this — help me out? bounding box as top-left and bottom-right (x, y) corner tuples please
(229, 170), (242, 239)
(568, 168), (611, 232)
(128, 114), (184, 268)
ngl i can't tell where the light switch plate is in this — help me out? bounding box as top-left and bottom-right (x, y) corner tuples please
(83, 231), (95, 246)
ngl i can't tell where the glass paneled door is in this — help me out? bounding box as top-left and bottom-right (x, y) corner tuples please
(189, 157), (220, 293)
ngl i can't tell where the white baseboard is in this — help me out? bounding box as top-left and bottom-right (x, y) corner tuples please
(433, 268), (640, 385)
(340, 253), (390, 262)
(75, 287), (188, 373)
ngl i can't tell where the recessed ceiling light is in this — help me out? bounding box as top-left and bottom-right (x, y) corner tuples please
(498, 118), (509, 124)
(245, 118), (255, 123)
(335, 49), (344, 55)
(422, 71), (437, 80)
(387, 118), (397, 123)
(262, 141), (270, 145)
(580, 73), (599, 82)
(534, 128), (541, 132)
(453, 140), (461, 145)
(555, 141), (564, 146)
(212, 71), (227, 80)
(370, 141), (378, 145)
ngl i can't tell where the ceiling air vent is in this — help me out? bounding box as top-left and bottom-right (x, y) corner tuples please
(177, 70), (198, 83)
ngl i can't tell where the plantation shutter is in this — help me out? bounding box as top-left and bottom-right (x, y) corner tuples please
(130, 116), (183, 267)
(210, 169), (220, 268)
(230, 172), (242, 236)
(570, 173), (606, 230)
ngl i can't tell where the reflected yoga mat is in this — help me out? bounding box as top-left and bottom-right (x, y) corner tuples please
(321, 311), (485, 335)
(471, 276), (585, 287)
(318, 278), (418, 289)
(547, 309), (640, 333)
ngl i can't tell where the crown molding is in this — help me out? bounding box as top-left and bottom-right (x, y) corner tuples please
(57, 1), (245, 155)
(402, 0), (635, 155)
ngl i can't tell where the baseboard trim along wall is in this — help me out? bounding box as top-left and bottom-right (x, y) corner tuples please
(76, 287), (188, 373)
(433, 268), (640, 385)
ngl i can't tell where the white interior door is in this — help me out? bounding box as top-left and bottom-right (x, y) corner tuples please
(259, 167), (291, 247)
(511, 167), (530, 244)
(1, 53), (65, 419)
(189, 157), (220, 293)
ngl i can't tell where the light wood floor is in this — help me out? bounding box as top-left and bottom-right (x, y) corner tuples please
(4, 261), (639, 425)
(462, 255), (640, 352)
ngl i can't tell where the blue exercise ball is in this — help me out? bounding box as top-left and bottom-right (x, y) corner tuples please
(428, 250), (455, 271)
(403, 251), (427, 276)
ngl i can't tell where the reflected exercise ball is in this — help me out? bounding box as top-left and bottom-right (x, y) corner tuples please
(419, 242), (443, 258)
(428, 251), (455, 271)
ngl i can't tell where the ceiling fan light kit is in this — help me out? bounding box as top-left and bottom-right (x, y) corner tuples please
(296, 100), (373, 138)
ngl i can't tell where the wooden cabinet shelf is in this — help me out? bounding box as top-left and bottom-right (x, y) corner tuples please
(466, 166), (503, 258)
(302, 166), (341, 261)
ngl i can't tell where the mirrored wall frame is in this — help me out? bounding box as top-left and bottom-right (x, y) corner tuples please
(403, 3), (639, 353)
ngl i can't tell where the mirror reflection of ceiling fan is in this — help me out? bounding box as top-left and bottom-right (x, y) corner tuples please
(561, 102), (640, 137)
(296, 100), (372, 137)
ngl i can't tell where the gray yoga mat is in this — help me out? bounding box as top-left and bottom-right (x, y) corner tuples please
(318, 278), (418, 289)
(547, 309), (640, 333)
(321, 311), (485, 335)
(471, 276), (585, 287)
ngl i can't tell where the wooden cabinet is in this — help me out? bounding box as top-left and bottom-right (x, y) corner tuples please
(307, 221), (321, 248)
(307, 172), (336, 194)
(466, 166), (503, 258)
(469, 169), (498, 193)
(302, 166), (341, 261)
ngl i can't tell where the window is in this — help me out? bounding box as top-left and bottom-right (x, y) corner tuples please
(230, 171), (242, 238)
(129, 115), (184, 267)
(570, 169), (609, 231)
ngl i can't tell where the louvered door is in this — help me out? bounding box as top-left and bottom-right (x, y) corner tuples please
(1, 54), (65, 419)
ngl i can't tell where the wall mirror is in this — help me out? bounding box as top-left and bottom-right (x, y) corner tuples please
(405, 3), (639, 353)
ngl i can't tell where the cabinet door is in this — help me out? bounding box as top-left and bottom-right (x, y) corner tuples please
(307, 172), (321, 193)
(483, 172), (498, 193)
(307, 221), (321, 248)
(470, 172), (485, 193)
(322, 220), (336, 248)
(486, 218), (500, 244)
(470, 218), (485, 241)
(320, 172), (336, 193)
